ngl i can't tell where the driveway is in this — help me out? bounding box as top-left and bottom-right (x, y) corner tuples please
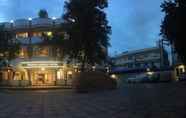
(0, 83), (186, 118)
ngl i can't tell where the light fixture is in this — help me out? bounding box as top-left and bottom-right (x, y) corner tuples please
(10, 20), (14, 23)
(67, 71), (73, 75)
(52, 17), (56, 20)
(47, 32), (52, 36)
(57, 71), (61, 80)
(110, 74), (117, 79)
(178, 65), (185, 73)
(41, 67), (45, 71)
(147, 71), (154, 76)
(28, 17), (32, 21)
(92, 66), (96, 71)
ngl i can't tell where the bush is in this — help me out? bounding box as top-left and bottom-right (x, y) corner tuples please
(72, 71), (117, 93)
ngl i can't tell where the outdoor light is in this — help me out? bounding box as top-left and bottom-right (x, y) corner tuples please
(41, 67), (45, 71)
(92, 66), (96, 71)
(69, 18), (75, 22)
(57, 71), (61, 80)
(178, 65), (185, 73)
(47, 32), (52, 36)
(71, 19), (75, 22)
(146, 68), (154, 76)
(28, 17), (32, 21)
(67, 71), (73, 75)
(147, 71), (154, 76)
(106, 66), (110, 73)
(111, 74), (117, 79)
(10, 20), (14, 23)
(52, 17), (56, 20)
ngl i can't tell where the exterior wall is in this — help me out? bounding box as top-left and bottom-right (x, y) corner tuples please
(112, 47), (169, 69)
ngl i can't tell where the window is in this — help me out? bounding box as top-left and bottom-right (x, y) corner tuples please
(16, 32), (28, 38)
(128, 56), (133, 60)
(33, 46), (49, 57)
(33, 32), (42, 37)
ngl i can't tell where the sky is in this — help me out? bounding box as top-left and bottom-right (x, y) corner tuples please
(0, 0), (164, 56)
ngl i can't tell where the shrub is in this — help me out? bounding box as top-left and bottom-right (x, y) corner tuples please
(72, 71), (117, 92)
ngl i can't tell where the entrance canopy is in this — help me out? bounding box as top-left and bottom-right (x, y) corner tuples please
(19, 61), (63, 69)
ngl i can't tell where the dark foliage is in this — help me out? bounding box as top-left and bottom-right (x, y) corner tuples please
(62, 0), (111, 70)
(161, 0), (186, 63)
(0, 25), (20, 66)
(38, 9), (49, 18)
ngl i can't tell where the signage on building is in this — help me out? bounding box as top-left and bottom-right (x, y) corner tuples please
(20, 61), (63, 68)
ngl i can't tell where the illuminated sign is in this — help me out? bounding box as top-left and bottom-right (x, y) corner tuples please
(20, 61), (63, 69)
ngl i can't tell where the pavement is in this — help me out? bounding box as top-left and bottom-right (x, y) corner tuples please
(0, 82), (186, 118)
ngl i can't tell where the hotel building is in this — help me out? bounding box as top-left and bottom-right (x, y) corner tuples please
(0, 17), (76, 86)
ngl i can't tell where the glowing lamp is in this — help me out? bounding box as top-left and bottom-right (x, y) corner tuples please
(28, 17), (32, 21)
(67, 71), (73, 75)
(110, 74), (117, 79)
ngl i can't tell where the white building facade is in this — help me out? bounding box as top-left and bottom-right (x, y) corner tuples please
(0, 17), (76, 86)
(112, 47), (169, 69)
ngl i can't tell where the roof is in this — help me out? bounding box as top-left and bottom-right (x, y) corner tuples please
(0, 17), (64, 32)
(113, 47), (160, 58)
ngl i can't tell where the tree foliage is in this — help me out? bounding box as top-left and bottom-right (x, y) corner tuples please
(0, 25), (20, 67)
(62, 0), (111, 69)
(38, 9), (49, 18)
(161, 0), (186, 63)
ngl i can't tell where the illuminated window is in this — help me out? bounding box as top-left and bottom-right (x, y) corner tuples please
(33, 46), (49, 57)
(33, 32), (42, 37)
(16, 32), (28, 38)
(43, 31), (53, 37)
(47, 32), (52, 36)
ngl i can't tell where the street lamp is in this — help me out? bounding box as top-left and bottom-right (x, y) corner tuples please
(10, 20), (14, 23)
(52, 17), (56, 27)
(28, 17), (32, 21)
(10, 20), (14, 29)
(28, 17), (32, 86)
(28, 17), (32, 44)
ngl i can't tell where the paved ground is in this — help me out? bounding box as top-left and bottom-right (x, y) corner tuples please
(0, 82), (186, 118)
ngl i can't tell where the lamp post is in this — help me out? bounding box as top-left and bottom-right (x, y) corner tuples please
(28, 18), (32, 47)
(10, 20), (14, 29)
(28, 18), (32, 86)
(52, 17), (56, 27)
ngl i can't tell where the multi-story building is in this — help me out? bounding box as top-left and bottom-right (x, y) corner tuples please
(0, 17), (77, 86)
(112, 46), (169, 69)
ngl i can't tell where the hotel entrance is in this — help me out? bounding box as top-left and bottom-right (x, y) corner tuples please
(17, 61), (74, 86)
(37, 73), (45, 84)
(19, 61), (64, 86)
(30, 69), (57, 86)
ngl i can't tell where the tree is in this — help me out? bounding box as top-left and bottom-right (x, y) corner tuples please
(63, 0), (111, 71)
(38, 9), (49, 18)
(0, 25), (20, 67)
(161, 0), (186, 64)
